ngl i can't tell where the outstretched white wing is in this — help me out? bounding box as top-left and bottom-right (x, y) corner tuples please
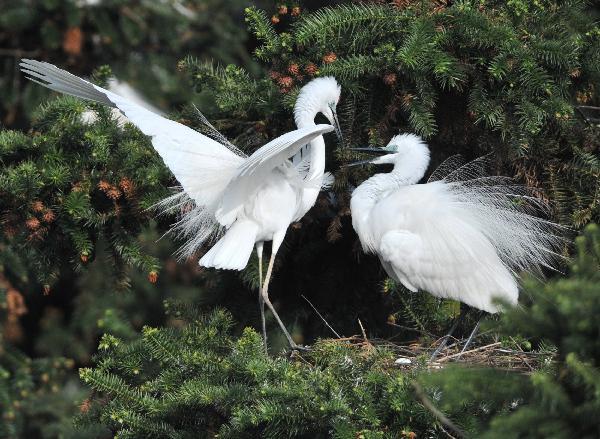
(20, 59), (244, 211)
(215, 124), (334, 226)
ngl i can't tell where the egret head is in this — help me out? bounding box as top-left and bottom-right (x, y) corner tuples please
(347, 134), (430, 172)
(294, 76), (342, 141)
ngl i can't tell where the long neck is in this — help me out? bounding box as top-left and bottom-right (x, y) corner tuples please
(295, 100), (325, 181)
(351, 170), (420, 252)
(390, 160), (428, 185)
(350, 173), (397, 252)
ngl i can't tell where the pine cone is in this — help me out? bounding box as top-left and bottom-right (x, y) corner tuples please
(31, 201), (44, 212)
(63, 27), (83, 56)
(288, 63), (300, 76)
(322, 52), (337, 64)
(6, 289), (27, 320)
(291, 6), (301, 16)
(79, 398), (91, 414)
(305, 63), (318, 76)
(148, 271), (159, 284)
(26, 217), (40, 230)
(277, 76), (294, 88)
(383, 73), (397, 86)
(97, 180), (111, 191)
(278, 5), (288, 15)
(106, 187), (122, 200)
(42, 209), (55, 223)
(119, 177), (135, 197)
(271, 15), (280, 24)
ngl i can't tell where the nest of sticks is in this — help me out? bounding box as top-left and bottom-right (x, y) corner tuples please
(322, 334), (553, 373)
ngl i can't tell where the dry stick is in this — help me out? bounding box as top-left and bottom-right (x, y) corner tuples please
(387, 321), (436, 338)
(301, 294), (342, 338)
(413, 381), (466, 439)
(437, 342), (502, 363)
(439, 425), (461, 439)
(358, 318), (368, 341)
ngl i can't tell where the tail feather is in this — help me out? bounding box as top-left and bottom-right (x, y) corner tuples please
(199, 221), (258, 270)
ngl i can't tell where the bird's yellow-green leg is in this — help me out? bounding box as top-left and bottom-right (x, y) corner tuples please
(256, 242), (267, 353)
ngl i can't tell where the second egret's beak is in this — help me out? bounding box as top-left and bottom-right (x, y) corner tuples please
(343, 159), (374, 168)
(349, 147), (389, 155)
(343, 147), (389, 167)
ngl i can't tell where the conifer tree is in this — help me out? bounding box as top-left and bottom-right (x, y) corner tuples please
(0, 0), (256, 128)
(422, 223), (600, 438)
(71, 224), (600, 437)
(1, 0), (599, 436)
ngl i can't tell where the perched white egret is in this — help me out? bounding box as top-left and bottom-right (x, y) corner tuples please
(247, 77), (342, 347)
(348, 134), (564, 316)
(20, 59), (339, 349)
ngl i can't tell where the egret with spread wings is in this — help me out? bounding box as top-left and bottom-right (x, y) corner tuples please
(21, 59), (337, 350)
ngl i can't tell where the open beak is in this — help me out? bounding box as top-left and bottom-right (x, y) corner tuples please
(343, 159), (374, 168)
(349, 147), (388, 155)
(343, 147), (388, 167)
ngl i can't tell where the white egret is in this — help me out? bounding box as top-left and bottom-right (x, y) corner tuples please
(250, 76), (341, 348)
(20, 59), (339, 350)
(348, 134), (563, 349)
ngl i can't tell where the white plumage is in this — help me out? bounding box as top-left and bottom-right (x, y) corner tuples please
(21, 59), (341, 349)
(350, 134), (564, 313)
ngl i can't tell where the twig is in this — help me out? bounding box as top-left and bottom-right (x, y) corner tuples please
(357, 318), (376, 352)
(440, 425), (460, 439)
(357, 318), (368, 341)
(301, 294), (341, 338)
(437, 342), (502, 363)
(413, 382), (466, 439)
(387, 321), (436, 338)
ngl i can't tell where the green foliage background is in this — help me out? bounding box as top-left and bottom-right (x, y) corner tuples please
(0, 0), (599, 437)
(0, 0), (257, 128)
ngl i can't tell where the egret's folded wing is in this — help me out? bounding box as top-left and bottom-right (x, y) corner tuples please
(215, 124), (334, 226)
(20, 59), (244, 210)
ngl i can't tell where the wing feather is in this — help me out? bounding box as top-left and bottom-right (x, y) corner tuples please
(215, 124), (334, 226)
(20, 59), (244, 211)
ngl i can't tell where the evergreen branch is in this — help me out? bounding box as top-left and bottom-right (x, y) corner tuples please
(319, 55), (381, 80)
(294, 4), (403, 46)
(79, 368), (156, 411)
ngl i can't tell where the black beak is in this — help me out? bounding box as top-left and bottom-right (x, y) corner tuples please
(349, 147), (388, 155)
(329, 104), (343, 143)
(343, 159), (374, 168)
(343, 147), (388, 168)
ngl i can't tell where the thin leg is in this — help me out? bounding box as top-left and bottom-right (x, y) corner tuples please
(261, 234), (302, 350)
(256, 242), (267, 352)
(457, 318), (482, 358)
(429, 317), (461, 362)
